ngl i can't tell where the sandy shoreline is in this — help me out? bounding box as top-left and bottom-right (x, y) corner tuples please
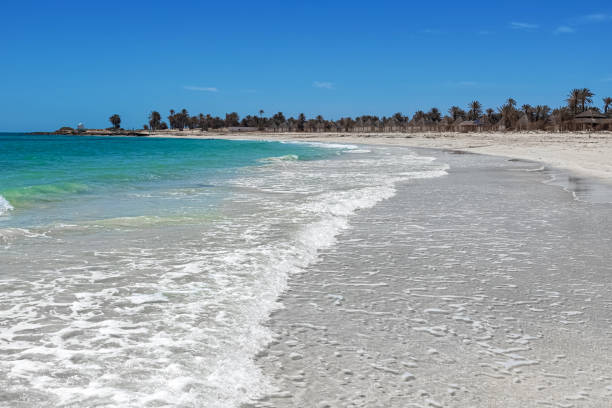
(133, 131), (612, 182)
(5, 132), (610, 407)
(249, 148), (612, 407)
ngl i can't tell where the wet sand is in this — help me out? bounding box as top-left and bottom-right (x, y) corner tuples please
(246, 149), (612, 407)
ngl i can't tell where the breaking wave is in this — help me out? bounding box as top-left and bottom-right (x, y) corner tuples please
(0, 142), (448, 407)
(0, 195), (13, 216)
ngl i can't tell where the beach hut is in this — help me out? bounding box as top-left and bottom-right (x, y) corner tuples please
(458, 120), (482, 132)
(574, 110), (608, 129)
(605, 111), (612, 130)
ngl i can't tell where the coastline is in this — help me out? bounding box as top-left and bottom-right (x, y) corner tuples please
(5, 134), (611, 406)
(78, 130), (612, 183)
(248, 146), (612, 407)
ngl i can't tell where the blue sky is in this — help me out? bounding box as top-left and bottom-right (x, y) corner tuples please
(1, 0), (611, 131)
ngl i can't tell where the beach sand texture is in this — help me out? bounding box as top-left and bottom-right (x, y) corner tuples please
(247, 150), (612, 407)
(2, 134), (611, 407)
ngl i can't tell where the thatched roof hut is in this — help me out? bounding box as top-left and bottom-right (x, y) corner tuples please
(457, 120), (484, 132)
(574, 110), (608, 125)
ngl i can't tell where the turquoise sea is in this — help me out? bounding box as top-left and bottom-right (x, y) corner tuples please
(0, 134), (332, 227)
(0, 133), (448, 407)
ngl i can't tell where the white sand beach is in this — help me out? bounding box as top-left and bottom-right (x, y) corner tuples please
(3, 133), (611, 407)
(246, 147), (612, 407)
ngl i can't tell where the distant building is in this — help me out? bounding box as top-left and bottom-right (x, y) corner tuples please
(458, 120), (484, 132)
(574, 110), (609, 128)
(77, 123), (86, 132)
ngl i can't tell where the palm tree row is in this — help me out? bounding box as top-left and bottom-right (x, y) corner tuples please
(109, 88), (611, 132)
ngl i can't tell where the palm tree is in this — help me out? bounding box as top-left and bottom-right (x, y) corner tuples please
(258, 109), (265, 130)
(314, 115), (325, 132)
(521, 104), (534, 122)
(499, 99), (519, 130)
(603, 97), (612, 113)
(109, 114), (121, 129)
(579, 88), (594, 112)
(272, 112), (286, 131)
(534, 105), (551, 122)
(225, 112), (240, 127)
(148, 111), (161, 130)
(567, 89), (580, 115)
(297, 113), (306, 131)
(427, 107), (441, 122)
(168, 109), (176, 129)
(176, 109), (189, 130)
(567, 88), (594, 114)
(188, 115), (198, 129)
(392, 112), (405, 131)
(448, 106), (465, 121)
(468, 101), (482, 120)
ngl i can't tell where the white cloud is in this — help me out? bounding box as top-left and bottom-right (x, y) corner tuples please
(183, 86), (218, 92)
(454, 81), (478, 87)
(421, 28), (443, 34)
(582, 13), (612, 22)
(554, 25), (575, 34)
(313, 81), (334, 89)
(554, 12), (611, 34)
(511, 22), (539, 30)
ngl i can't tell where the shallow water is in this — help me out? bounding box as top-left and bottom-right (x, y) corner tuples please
(0, 135), (448, 407)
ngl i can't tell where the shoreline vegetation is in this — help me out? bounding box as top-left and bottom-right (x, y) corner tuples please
(34, 88), (612, 136)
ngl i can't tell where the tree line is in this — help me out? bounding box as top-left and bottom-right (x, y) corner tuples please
(107, 88), (612, 132)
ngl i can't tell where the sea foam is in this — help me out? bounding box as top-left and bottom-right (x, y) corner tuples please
(206, 147), (449, 405)
(0, 144), (448, 408)
(0, 195), (13, 216)
(259, 154), (299, 163)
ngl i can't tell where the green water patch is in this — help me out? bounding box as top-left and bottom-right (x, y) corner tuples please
(1, 182), (91, 208)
